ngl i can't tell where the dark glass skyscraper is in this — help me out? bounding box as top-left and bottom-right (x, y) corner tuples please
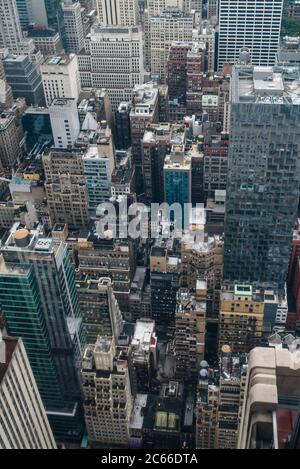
(0, 226), (85, 441)
(224, 65), (300, 292)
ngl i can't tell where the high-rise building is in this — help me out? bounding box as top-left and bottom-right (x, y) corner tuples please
(115, 102), (132, 150)
(130, 319), (157, 395)
(174, 286), (206, 382)
(61, 1), (85, 53)
(96, 0), (140, 25)
(41, 54), (81, 107)
(150, 246), (181, 325)
(196, 350), (248, 449)
(82, 125), (116, 213)
(207, 0), (218, 23)
(203, 132), (229, 199)
(78, 24), (145, 111)
(224, 65), (300, 292)
(16, 0), (29, 28)
(142, 123), (185, 205)
(75, 225), (135, 312)
(25, 0), (49, 27)
(49, 98), (80, 148)
(26, 0), (63, 31)
(0, 225), (85, 440)
(216, 348), (248, 449)
(0, 113), (25, 170)
(3, 55), (45, 106)
(218, 0), (283, 69)
(0, 0), (23, 53)
(82, 336), (133, 447)
(150, 9), (194, 82)
(130, 83), (159, 174)
(43, 146), (90, 229)
(238, 346), (300, 449)
(0, 332), (57, 449)
(76, 276), (124, 345)
(198, 20), (216, 71)
(219, 284), (288, 354)
(164, 144), (192, 217)
(181, 233), (224, 320)
(27, 26), (63, 56)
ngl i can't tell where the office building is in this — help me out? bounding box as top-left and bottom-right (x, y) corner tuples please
(238, 346), (300, 449)
(0, 61), (13, 112)
(82, 336), (133, 446)
(142, 123), (185, 205)
(219, 284), (288, 354)
(115, 102), (132, 150)
(16, 0), (29, 27)
(41, 54), (81, 107)
(78, 24), (145, 111)
(3, 55), (45, 106)
(27, 26), (63, 56)
(75, 225), (135, 312)
(82, 125), (116, 213)
(150, 9), (193, 82)
(181, 234), (224, 319)
(0, 225), (85, 440)
(49, 98), (80, 148)
(224, 65), (300, 292)
(203, 132), (229, 199)
(164, 144), (192, 219)
(76, 276), (123, 346)
(130, 319), (157, 395)
(218, 0), (283, 69)
(198, 20), (216, 71)
(25, 0), (63, 31)
(96, 0), (139, 26)
(196, 351), (248, 449)
(130, 83), (159, 172)
(0, 113), (25, 170)
(61, 1), (85, 53)
(216, 348), (248, 449)
(207, 0), (219, 22)
(129, 267), (151, 322)
(43, 147), (90, 229)
(174, 286), (206, 382)
(150, 246), (181, 325)
(186, 44), (205, 114)
(0, 333), (57, 449)
(0, 0), (23, 53)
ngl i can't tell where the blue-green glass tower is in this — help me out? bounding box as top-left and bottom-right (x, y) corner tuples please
(0, 226), (85, 441)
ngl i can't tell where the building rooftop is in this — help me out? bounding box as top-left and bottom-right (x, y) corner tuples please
(42, 54), (76, 67)
(233, 65), (300, 105)
(131, 320), (156, 360)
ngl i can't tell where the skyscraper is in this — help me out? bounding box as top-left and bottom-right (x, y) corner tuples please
(0, 332), (57, 449)
(16, 0), (29, 27)
(78, 24), (145, 111)
(0, 225), (85, 440)
(150, 9), (194, 83)
(96, 0), (140, 25)
(218, 0), (283, 69)
(0, 0), (23, 52)
(224, 65), (300, 292)
(43, 146), (90, 229)
(61, 0), (85, 53)
(41, 54), (81, 107)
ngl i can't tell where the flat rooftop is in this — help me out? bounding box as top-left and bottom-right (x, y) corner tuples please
(232, 65), (300, 105)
